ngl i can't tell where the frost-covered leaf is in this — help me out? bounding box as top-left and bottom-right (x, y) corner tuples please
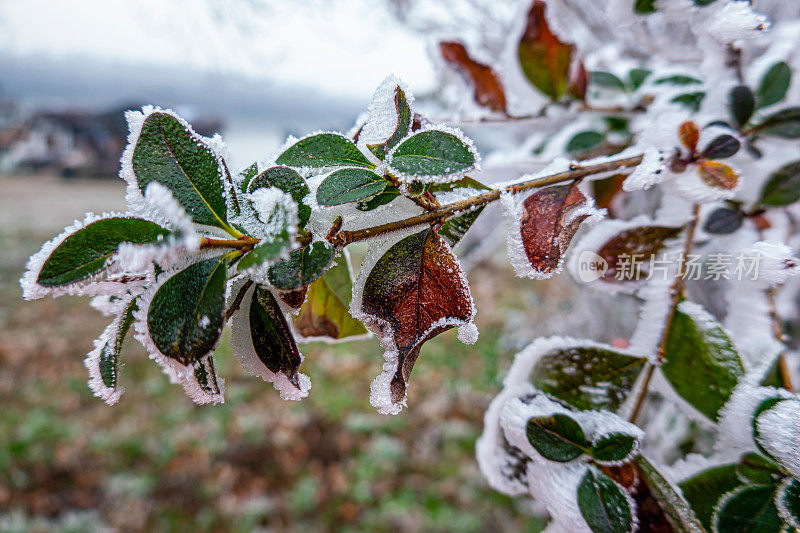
(432, 177), (492, 247)
(267, 241), (336, 290)
(634, 456), (706, 533)
(679, 121), (700, 153)
(247, 166), (311, 230)
(316, 168), (387, 206)
(752, 396), (790, 459)
(697, 160), (739, 190)
(590, 433), (638, 464)
(758, 62), (791, 109)
(356, 76), (413, 160)
(293, 251), (368, 341)
(525, 413), (588, 462)
(530, 345), (646, 411)
(276, 133), (374, 168)
(729, 85), (755, 128)
(190, 355), (224, 403)
(737, 452), (783, 486)
(655, 75), (702, 86)
(356, 188), (400, 211)
(237, 231), (293, 272)
(595, 225), (683, 283)
(758, 161), (800, 207)
(777, 478), (800, 529)
(85, 297), (138, 405)
(517, 0), (574, 100)
(386, 129), (478, 179)
(249, 285), (304, 389)
(756, 107), (800, 139)
(566, 131), (604, 154)
(704, 207), (744, 235)
(147, 256), (227, 365)
(754, 399), (800, 479)
(590, 71), (627, 92)
(360, 228), (474, 406)
(35, 217), (169, 287)
(661, 301), (744, 421)
(713, 485), (783, 533)
(238, 162), (258, 193)
(577, 467), (635, 533)
(628, 68), (651, 90)
(671, 92), (705, 111)
(131, 111), (230, 230)
(700, 135), (740, 160)
(679, 464), (741, 531)
(440, 41), (507, 113)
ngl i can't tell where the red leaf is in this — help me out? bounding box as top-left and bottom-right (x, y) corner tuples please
(279, 287), (308, 309)
(440, 41), (508, 113)
(519, 182), (594, 275)
(518, 0), (575, 100)
(361, 228), (474, 405)
(597, 226), (683, 282)
(592, 174), (626, 216)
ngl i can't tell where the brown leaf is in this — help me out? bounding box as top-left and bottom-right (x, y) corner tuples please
(678, 121), (699, 154)
(698, 160), (739, 190)
(598, 226), (683, 282)
(440, 41), (508, 113)
(279, 287), (308, 309)
(592, 174), (626, 216)
(520, 182), (593, 275)
(518, 0), (575, 100)
(568, 60), (588, 101)
(361, 228), (474, 404)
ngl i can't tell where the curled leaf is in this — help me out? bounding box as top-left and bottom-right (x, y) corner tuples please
(440, 41), (507, 113)
(250, 285), (304, 389)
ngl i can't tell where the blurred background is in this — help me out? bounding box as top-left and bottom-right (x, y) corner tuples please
(0, 0), (603, 530)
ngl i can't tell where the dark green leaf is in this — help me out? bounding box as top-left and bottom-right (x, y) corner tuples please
(714, 485), (783, 533)
(628, 68), (651, 90)
(758, 62), (791, 109)
(530, 345), (647, 411)
(526, 413), (588, 462)
(566, 131), (605, 154)
(655, 75), (703, 86)
(700, 135), (740, 159)
(577, 467), (635, 533)
(268, 241), (336, 290)
(752, 396), (791, 459)
(590, 71), (627, 92)
(755, 107), (800, 139)
(634, 0), (657, 14)
(147, 256), (227, 365)
(388, 130), (476, 177)
(777, 479), (800, 529)
(603, 116), (630, 133)
(247, 166), (311, 229)
(591, 433), (638, 464)
(237, 232), (293, 271)
(356, 188), (400, 211)
(634, 456), (706, 533)
(192, 356), (223, 399)
(661, 301), (744, 421)
(704, 207), (744, 235)
(132, 112), (230, 230)
(238, 162), (258, 193)
(758, 160), (800, 207)
(249, 285), (303, 387)
(364, 85), (412, 159)
(679, 464), (741, 531)
(671, 92), (706, 112)
(729, 85), (756, 127)
(275, 133), (374, 168)
(439, 207), (484, 247)
(93, 297), (137, 397)
(737, 452), (784, 486)
(37, 217), (170, 287)
(316, 168), (387, 206)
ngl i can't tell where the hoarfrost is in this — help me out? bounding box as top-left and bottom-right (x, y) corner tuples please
(755, 398), (800, 479)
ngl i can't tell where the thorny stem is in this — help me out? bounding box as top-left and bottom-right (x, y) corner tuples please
(628, 204), (701, 424)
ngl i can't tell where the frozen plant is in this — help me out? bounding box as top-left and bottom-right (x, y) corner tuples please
(20, 0), (800, 530)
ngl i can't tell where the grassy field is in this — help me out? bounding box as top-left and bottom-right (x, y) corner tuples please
(0, 176), (578, 532)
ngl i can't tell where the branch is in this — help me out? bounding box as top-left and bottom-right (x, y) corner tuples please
(628, 203), (700, 424)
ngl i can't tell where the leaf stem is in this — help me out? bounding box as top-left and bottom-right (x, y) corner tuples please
(628, 203), (700, 424)
(766, 286), (794, 392)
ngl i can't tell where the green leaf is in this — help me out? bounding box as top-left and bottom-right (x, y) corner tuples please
(438, 207), (484, 248)
(714, 485), (783, 533)
(758, 62), (791, 109)
(238, 162), (259, 193)
(634, 456), (707, 533)
(634, 0), (657, 14)
(268, 241), (336, 290)
(590, 433), (638, 464)
(679, 464), (741, 531)
(755, 107), (800, 139)
(737, 452), (784, 486)
(91, 297), (138, 399)
(660, 301), (744, 421)
(192, 355), (223, 400)
(517, 1), (574, 99)
(147, 256), (228, 365)
(758, 161), (800, 207)
(249, 285), (303, 386)
(566, 131), (604, 154)
(752, 396), (790, 458)
(777, 478), (800, 529)
(577, 467), (635, 533)
(671, 92), (706, 112)
(237, 233), (293, 272)
(132, 112), (230, 230)
(729, 85), (756, 128)
(628, 68), (651, 90)
(655, 75), (703, 86)
(365, 85), (412, 159)
(356, 188), (400, 211)
(275, 133), (374, 168)
(526, 413), (588, 462)
(590, 71), (627, 92)
(247, 166), (311, 230)
(387, 129), (476, 177)
(293, 251), (368, 341)
(530, 345), (647, 411)
(37, 217), (170, 287)
(316, 167), (387, 206)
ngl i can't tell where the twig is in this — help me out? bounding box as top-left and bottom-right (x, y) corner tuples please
(628, 203), (700, 424)
(199, 236), (260, 250)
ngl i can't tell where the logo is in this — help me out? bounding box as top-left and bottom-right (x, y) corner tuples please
(576, 251), (608, 283)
